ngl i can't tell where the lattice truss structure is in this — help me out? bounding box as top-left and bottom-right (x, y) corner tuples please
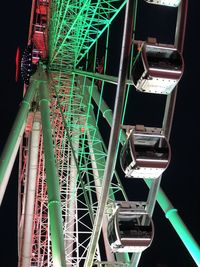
(18, 0), (159, 266)
(18, 1), (130, 265)
(48, 0), (126, 70)
(31, 135), (51, 266)
(19, 119), (52, 266)
(12, 0), (200, 266)
(19, 74), (126, 266)
(50, 72), (126, 265)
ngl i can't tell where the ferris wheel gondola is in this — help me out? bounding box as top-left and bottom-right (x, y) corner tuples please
(144, 0), (181, 7)
(120, 125), (171, 179)
(107, 201), (154, 253)
(132, 39), (184, 94)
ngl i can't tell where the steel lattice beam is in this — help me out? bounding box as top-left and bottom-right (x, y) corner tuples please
(48, 0), (126, 69)
(13, 0), (200, 267)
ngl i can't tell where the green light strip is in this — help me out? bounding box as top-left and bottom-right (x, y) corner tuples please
(48, 0), (126, 70)
(50, 74), (95, 223)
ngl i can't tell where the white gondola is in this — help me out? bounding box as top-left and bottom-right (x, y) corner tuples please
(107, 202), (154, 253)
(132, 39), (184, 94)
(120, 125), (171, 179)
(144, 0), (181, 7)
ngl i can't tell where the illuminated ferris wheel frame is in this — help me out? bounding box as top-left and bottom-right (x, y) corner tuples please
(0, 0), (200, 267)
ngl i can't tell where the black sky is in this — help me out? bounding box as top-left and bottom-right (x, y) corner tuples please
(0, 1), (199, 267)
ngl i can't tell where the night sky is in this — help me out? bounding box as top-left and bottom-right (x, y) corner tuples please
(0, 1), (199, 267)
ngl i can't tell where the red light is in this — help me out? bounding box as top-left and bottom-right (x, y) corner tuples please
(15, 47), (20, 82)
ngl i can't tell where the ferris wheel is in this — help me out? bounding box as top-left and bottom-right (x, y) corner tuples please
(0, 0), (199, 267)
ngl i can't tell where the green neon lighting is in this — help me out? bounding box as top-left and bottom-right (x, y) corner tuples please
(39, 79), (66, 267)
(0, 79), (36, 199)
(46, 0), (200, 266)
(48, 0), (126, 69)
